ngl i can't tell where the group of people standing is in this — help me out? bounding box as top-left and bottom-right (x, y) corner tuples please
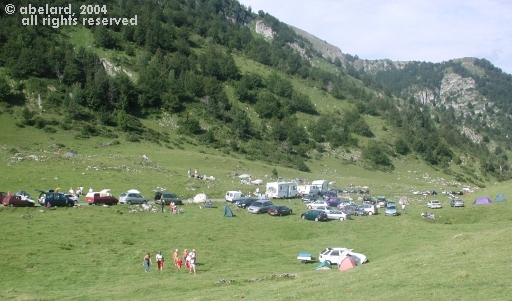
(143, 249), (197, 274)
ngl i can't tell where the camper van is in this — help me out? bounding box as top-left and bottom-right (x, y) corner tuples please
(297, 185), (320, 196)
(311, 180), (329, 194)
(266, 182), (298, 199)
(225, 191), (245, 203)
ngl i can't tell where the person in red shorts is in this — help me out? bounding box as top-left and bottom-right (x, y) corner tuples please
(172, 249), (180, 271)
(156, 251), (164, 271)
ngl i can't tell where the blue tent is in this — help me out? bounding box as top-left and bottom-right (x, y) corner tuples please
(223, 205), (234, 217)
(315, 261), (332, 270)
(495, 194), (507, 202)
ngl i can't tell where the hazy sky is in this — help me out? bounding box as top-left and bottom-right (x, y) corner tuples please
(240, 0), (512, 74)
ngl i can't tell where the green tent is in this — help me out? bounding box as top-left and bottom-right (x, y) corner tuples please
(223, 205), (234, 217)
(315, 261), (332, 270)
(495, 193), (507, 202)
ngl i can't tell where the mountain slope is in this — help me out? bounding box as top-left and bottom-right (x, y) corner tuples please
(0, 0), (510, 184)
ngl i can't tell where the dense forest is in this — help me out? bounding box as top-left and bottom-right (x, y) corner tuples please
(0, 0), (511, 182)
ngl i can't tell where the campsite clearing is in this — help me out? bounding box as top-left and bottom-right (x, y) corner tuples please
(1, 190), (512, 300)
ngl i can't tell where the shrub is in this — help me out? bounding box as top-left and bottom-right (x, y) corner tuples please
(43, 126), (57, 133)
(34, 117), (46, 129)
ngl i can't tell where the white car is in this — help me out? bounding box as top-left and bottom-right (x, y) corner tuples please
(318, 247), (368, 265)
(326, 210), (351, 221)
(306, 200), (330, 210)
(427, 200), (442, 209)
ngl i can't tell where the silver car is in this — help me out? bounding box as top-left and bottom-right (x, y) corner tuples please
(247, 200), (273, 214)
(326, 210), (351, 221)
(119, 192), (148, 204)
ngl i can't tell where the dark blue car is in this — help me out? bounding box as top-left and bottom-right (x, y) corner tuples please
(325, 197), (342, 207)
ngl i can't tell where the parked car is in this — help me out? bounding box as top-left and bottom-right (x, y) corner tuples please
(2, 195), (35, 207)
(354, 205), (370, 216)
(427, 200), (442, 209)
(300, 210), (328, 221)
(236, 198), (258, 209)
(324, 197), (342, 207)
(36, 190), (75, 207)
(376, 196), (387, 208)
(361, 204), (378, 215)
(85, 191), (118, 205)
(65, 194), (79, 205)
(267, 205), (293, 216)
(0, 191), (7, 203)
(301, 193), (318, 202)
(322, 190), (338, 198)
(247, 200), (273, 214)
(119, 192), (148, 204)
(154, 192), (182, 205)
(319, 247), (368, 265)
(450, 199), (465, 207)
(326, 210), (351, 221)
(385, 204), (398, 216)
(306, 200), (330, 210)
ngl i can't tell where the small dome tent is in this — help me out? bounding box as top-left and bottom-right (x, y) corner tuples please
(495, 194), (507, 202)
(474, 196), (492, 205)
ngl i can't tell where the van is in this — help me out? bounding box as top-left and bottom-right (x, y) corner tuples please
(225, 191), (245, 203)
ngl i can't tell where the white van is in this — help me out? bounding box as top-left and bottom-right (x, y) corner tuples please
(225, 191), (245, 203)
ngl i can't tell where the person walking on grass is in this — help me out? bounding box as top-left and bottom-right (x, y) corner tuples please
(189, 249), (197, 275)
(143, 252), (152, 272)
(156, 251), (164, 271)
(160, 196), (165, 212)
(402, 203), (406, 214)
(173, 249), (182, 271)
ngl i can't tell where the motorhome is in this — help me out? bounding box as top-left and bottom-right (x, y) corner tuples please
(311, 180), (329, 194)
(265, 182), (298, 199)
(297, 185), (320, 196)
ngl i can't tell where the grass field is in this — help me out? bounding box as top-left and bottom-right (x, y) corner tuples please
(1, 193), (511, 301)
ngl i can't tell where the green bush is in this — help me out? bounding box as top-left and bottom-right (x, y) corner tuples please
(34, 117), (46, 129)
(43, 126), (57, 133)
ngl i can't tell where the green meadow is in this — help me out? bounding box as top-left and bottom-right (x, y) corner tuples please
(2, 111), (512, 300)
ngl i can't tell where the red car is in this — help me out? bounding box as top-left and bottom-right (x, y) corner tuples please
(3, 195), (35, 207)
(85, 191), (119, 205)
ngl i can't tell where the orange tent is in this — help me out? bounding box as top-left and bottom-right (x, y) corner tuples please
(338, 256), (357, 271)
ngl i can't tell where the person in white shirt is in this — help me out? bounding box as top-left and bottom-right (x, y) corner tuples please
(156, 251), (164, 271)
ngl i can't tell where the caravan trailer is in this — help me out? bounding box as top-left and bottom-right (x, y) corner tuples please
(297, 185), (320, 196)
(311, 180), (329, 194)
(266, 182), (298, 199)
